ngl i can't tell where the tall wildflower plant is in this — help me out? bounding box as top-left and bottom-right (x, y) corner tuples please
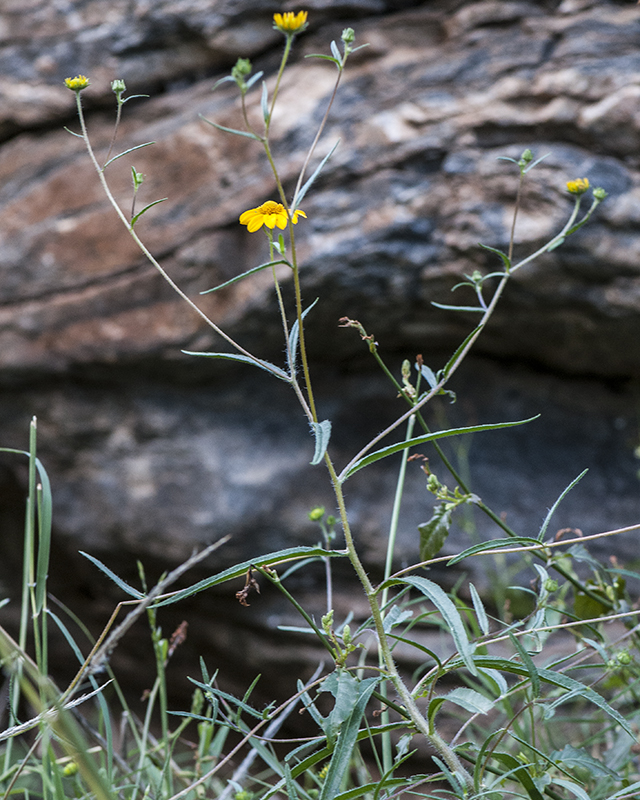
(2, 11), (640, 800)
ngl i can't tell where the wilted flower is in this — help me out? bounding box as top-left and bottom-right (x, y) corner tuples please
(64, 75), (90, 91)
(566, 178), (589, 195)
(239, 200), (306, 232)
(273, 11), (308, 34)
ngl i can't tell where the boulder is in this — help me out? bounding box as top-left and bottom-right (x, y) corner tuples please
(0, 0), (639, 701)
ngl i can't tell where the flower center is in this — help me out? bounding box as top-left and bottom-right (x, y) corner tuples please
(259, 201), (284, 215)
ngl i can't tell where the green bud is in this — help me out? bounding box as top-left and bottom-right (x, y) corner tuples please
(235, 792), (253, 800)
(309, 506), (325, 521)
(63, 762), (79, 777)
(131, 167), (144, 191)
(321, 610), (334, 634)
(543, 579), (558, 593)
(519, 148), (533, 165)
(592, 186), (608, 201)
(232, 58), (252, 82)
(341, 28), (356, 46)
(617, 651), (632, 666)
(427, 474), (440, 492)
(111, 79), (126, 95)
(342, 624), (351, 645)
(326, 515), (336, 527)
(401, 359), (411, 380)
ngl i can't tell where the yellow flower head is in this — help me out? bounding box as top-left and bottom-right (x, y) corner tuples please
(273, 11), (308, 35)
(566, 177), (589, 195)
(239, 200), (306, 233)
(64, 75), (90, 91)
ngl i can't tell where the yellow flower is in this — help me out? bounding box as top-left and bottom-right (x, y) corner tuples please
(64, 75), (90, 91)
(566, 177), (589, 195)
(239, 200), (306, 232)
(273, 11), (308, 34)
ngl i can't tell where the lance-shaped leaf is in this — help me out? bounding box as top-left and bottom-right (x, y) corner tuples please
(419, 503), (452, 562)
(339, 416), (539, 483)
(447, 536), (542, 565)
(292, 140), (340, 211)
(200, 260), (290, 295)
(200, 115), (261, 140)
(288, 298), (319, 375)
(102, 141), (155, 169)
(310, 420), (332, 465)
(478, 242), (511, 271)
(130, 197), (167, 228)
(155, 545), (346, 606)
(381, 575), (477, 675)
(182, 351), (291, 382)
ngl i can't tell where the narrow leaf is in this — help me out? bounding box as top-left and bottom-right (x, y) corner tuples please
(319, 678), (379, 800)
(261, 80), (269, 123)
(305, 54), (342, 67)
(431, 302), (484, 313)
(130, 197), (167, 227)
(469, 583), (489, 636)
(330, 40), (341, 61)
(103, 141), (155, 168)
(310, 420), (332, 465)
(385, 576), (477, 675)
(538, 469), (588, 540)
(478, 242), (511, 270)
(156, 546), (346, 606)
(508, 631), (540, 698)
(444, 687), (493, 715)
(490, 752), (543, 800)
(292, 140), (340, 211)
(447, 536), (542, 566)
(200, 260), (289, 294)
(79, 552), (144, 598)
(245, 71), (264, 90)
(442, 326), (482, 380)
(340, 417), (539, 483)
(288, 298), (319, 375)
(182, 351), (291, 382)
(199, 115), (261, 140)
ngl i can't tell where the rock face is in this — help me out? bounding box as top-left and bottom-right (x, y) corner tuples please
(1, 0), (640, 700)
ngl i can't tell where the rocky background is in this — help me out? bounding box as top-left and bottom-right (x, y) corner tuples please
(1, 0), (640, 705)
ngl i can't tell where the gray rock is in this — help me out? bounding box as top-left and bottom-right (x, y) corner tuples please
(0, 0), (639, 700)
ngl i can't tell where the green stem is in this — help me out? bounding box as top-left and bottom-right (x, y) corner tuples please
(73, 92), (275, 379)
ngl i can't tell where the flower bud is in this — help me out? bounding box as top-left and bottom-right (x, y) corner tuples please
(64, 75), (90, 91)
(111, 79), (126, 95)
(341, 28), (356, 46)
(592, 186), (608, 201)
(566, 178), (589, 195)
(309, 506), (325, 521)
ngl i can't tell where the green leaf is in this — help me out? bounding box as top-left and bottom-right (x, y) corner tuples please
(200, 260), (290, 294)
(552, 745), (617, 779)
(130, 197), (167, 228)
(431, 302), (485, 313)
(79, 552), (144, 599)
(0, 446), (53, 614)
(449, 655), (634, 737)
(155, 545), (346, 606)
(443, 687), (494, 715)
(383, 575), (477, 676)
(508, 631), (540, 698)
(292, 139), (340, 211)
(305, 54), (341, 67)
(478, 242), (511, 271)
(490, 752), (543, 800)
(322, 670), (360, 747)
(199, 115), (261, 140)
(417, 362), (438, 389)
(469, 583), (489, 636)
(261, 80), (269, 123)
(339, 416), (538, 483)
(102, 141), (155, 168)
(310, 420), (332, 465)
(419, 503), (452, 562)
(551, 779), (591, 800)
(319, 678), (379, 800)
(538, 469), (588, 540)
(288, 298), (319, 375)
(181, 351), (291, 382)
(442, 326), (482, 380)
(447, 536), (542, 566)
